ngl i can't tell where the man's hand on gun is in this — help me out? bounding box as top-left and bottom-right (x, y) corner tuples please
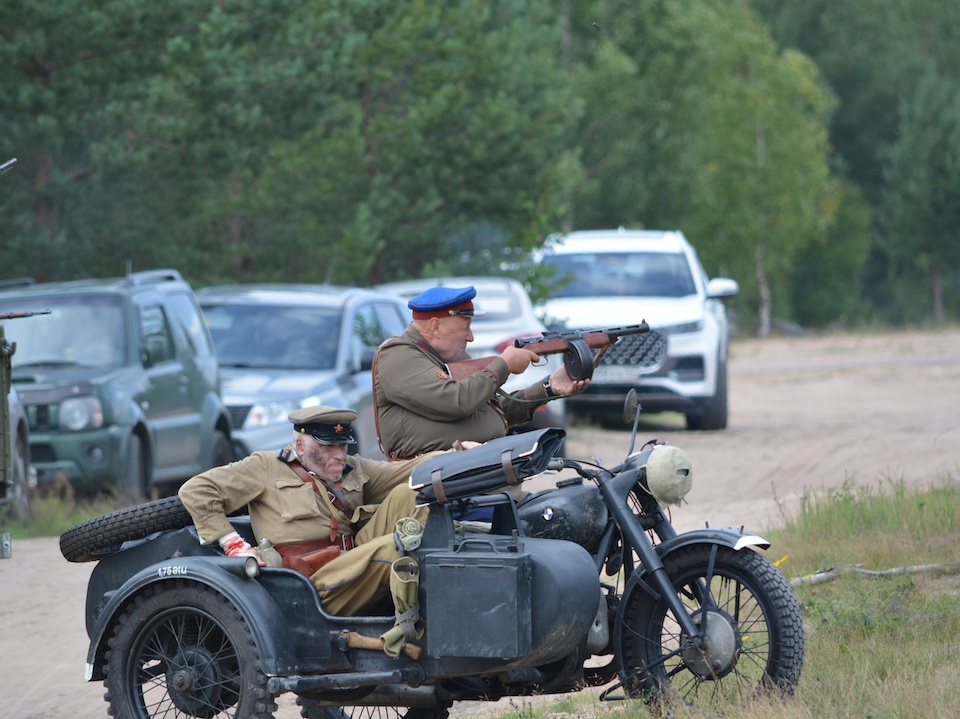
(498, 346), (590, 397)
(500, 346), (540, 374)
(219, 531), (266, 566)
(547, 365), (590, 396)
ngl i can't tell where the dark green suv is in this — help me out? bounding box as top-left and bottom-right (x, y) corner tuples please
(0, 269), (233, 501)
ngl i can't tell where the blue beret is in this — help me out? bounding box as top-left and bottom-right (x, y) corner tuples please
(408, 286), (477, 316)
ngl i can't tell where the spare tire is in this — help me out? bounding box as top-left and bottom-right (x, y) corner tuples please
(59, 496), (194, 563)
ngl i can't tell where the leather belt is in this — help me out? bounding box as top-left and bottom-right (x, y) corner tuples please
(275, 534), (355, 555)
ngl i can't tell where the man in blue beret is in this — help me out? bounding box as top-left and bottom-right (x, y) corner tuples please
(373, 285), (587, 460)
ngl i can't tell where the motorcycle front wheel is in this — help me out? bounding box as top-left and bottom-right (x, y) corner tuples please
(617, 544), (804, 711)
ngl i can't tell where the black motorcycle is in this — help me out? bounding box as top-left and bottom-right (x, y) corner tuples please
(61, 390), (803, 718)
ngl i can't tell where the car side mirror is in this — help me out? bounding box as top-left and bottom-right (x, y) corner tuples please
(142, 336), (171, 367)
(706, 278), (739, 299)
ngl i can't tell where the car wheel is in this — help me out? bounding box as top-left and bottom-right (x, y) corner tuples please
(208, 429), (234, 468)
(686, 356), (728, 431)
(5, 431), (31, 522)
(120, 433), (148, 503)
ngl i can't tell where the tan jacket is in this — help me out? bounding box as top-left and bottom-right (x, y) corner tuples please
(374, 325), (551, 459)
(178, 443), (436, 546)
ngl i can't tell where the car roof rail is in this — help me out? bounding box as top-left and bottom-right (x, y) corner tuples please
(126, 269), (184, 287)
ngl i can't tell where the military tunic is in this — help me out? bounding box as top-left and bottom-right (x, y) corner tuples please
(374, 325), (552, 459)
(179, 443), (427, 545)
(178, 443), (439, 615)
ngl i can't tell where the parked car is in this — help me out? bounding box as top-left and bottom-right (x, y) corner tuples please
(0, 270), (234, 501)
(536, 228), (739, 430)
(196, 284), (411, 459)
(375, 276), (566, 431)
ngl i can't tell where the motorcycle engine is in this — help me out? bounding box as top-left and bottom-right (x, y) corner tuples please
(517, 478), (608, 554)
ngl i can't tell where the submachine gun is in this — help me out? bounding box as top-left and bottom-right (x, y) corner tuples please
(447, 322), (654, 382)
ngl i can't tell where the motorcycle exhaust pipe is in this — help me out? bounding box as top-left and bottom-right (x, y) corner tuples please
(267, 665), (426, 695)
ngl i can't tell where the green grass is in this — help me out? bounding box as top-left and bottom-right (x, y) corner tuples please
(1, 479), (129, 538)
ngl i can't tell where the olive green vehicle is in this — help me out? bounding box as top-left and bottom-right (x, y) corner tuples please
(0, 269), (234, 502)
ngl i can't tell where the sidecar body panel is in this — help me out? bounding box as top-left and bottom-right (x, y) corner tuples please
(85, 553), (301, 681)
(83, 501), (602, 687)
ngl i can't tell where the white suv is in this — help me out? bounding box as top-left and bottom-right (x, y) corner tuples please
(537, 229), (739, 430)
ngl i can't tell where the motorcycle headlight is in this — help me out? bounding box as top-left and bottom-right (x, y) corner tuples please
(643, 444), (693, 506)
(59, 396), (104, 431)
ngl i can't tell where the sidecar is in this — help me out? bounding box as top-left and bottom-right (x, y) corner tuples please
(76, 430), (601, 719)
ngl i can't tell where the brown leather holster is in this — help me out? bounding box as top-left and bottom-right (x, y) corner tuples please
(274, 535), (355, 577)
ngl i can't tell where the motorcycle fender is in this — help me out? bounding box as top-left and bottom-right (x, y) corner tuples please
(85, 556), (296, 682)
(625, 527), (770, 600)
(656, 527), (770, 555)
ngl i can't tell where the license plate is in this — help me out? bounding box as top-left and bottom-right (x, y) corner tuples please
(593, 365), (642, 383)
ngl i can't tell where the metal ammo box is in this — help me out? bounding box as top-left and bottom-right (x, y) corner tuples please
(422, 535), (533, 658)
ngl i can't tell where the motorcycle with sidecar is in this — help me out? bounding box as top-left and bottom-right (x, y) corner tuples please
(61, 390), (804, 719)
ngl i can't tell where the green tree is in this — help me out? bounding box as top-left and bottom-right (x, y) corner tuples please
(882, 62), (960, 324)
(752, 0), (960, 324)
(2, 1), (578, 289)
(564, 0), (843, 334)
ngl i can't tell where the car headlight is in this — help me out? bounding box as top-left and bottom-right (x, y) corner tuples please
(659, 320), (704, 335)
(243, 399), (315, 429)
(59, 396), (104, 431)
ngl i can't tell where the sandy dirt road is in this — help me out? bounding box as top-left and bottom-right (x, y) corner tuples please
(2, 328), (959, 719)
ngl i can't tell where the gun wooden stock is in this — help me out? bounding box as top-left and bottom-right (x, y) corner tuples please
(446, 356), (501, 381)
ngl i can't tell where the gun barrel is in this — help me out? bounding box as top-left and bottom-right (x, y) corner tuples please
(515, 321), (649, 349)
(604, 322), (650, 338)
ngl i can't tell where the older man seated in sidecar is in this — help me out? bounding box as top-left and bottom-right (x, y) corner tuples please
(178, 405), (443, 618)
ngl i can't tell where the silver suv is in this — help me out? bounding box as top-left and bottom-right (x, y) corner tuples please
(538, 229), (739, 430)
(196, 284), (411, 459)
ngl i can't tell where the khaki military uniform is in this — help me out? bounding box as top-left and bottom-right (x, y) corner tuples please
(178, 443), (437, 615)
(374, 325), (552, 459)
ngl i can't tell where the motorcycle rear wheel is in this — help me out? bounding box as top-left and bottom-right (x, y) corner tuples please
(617, 544), (804, 711)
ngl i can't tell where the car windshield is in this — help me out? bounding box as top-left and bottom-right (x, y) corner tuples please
(1, 296), (128, 368)
(543, 252), (697, 298)
(202, 304), (342, 370)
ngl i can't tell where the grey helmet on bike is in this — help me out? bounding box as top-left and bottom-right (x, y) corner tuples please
(644, 444), (693, 506)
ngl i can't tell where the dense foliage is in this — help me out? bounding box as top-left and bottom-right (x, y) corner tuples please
(2, 0), (957, 332)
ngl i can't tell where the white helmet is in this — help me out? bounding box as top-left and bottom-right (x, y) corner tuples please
(644, 444), (693, 506)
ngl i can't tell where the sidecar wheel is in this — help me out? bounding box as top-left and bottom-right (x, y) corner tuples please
(59, 495), (193, 562)
(104, 581), (277, 719)
(617, 544), (804, 710)
(298, 701), (449, 719)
